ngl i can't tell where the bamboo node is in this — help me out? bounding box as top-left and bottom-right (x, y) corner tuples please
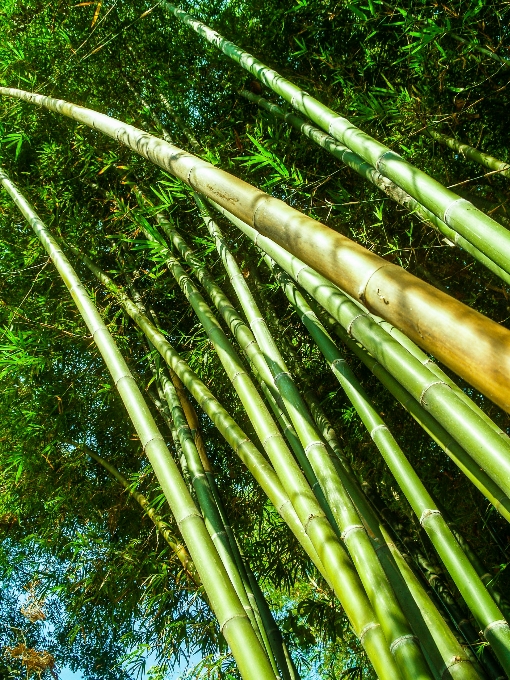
(262, 432), (284, 446)
(233, 437), (251, 454)
(294, 263), (308, 283)
(304, 440), (327, 454)
(440, 655), (469, 678)
(340, 524), (365, 541)
(443, 197), (472, 225)
(274, 371), (292, 383)
(250, 316), (266, 326)
(219, 612), (248, 633)
(419, 508), (442, 526)
(389, 634), (419, 655)
(484, 619), (510, 639)
(375, 149), (402, 173)
(370, 423), (388, 439)
(357, 264), (392, 303)
(346, 313), (367, 337)
(419, 380), (448, 406)
(358, 621), (380, 643)
(231, 369), (248, 382)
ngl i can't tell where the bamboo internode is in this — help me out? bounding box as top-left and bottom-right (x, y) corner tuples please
(1, 87), (509, 415)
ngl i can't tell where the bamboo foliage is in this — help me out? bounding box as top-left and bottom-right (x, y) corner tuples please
(0, 167), (279, 680)
(161, 1), (510, 277)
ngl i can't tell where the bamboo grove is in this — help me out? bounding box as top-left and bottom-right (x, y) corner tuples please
(1, 1), (510, 679)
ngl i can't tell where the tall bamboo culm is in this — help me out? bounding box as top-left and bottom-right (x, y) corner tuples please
(76, 246), (411, 680)
(207, 198), (510, 674)
(0, 167), (278, 680)
(161, 1), (510, 279)
(239, 89), (510, 286)
(1, 87), (509, 415)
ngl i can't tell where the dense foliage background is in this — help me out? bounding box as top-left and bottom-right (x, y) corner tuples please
(0, 0), (509, 678)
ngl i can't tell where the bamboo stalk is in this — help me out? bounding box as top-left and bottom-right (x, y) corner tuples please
(77, 246), (406, 680)
(210, 200), (510, 672)
(155, 209), (486, 678)
(427, 129), (510, 179)
(0, 167), (278, 680)
(240, 89), (510, 287)
(211, 199), (510, 506)
(160, 2), (510, 277)
(186, 199), (434, 680)
(80, 442), (200, 585)
(2, 87), (510, 413)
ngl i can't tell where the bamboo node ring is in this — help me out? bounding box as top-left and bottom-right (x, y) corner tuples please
(375, 149), (402, 173)
(341, 524), (365, 541)
(234, 437), (251, 454)
(176, 509), (202, 528)
(250, 316), (266, 326)
(262, 432), (283, 446)
(359, 621), (380, 643)
(370, 423), (388, 438)
(304, 440), (327, 454)
(210, 530), (227, 541)
(331, 357), (346, 369)
(419, 508), (442, 525)
(346, 313), (367, 337)
(230, 370), (248, 383)
(484, 620), (509, 639)
(220, 613), (248, 633)
(389, 634), (418, 655)
(440, 656), (469, 678)
(274, 371), (292, 382)
(294, 263), (308, 283)
(419, 380), (447, 406)
(300, 309), (316, 321)
(357, 263), (393, 303)
(443, 197), (471, 225)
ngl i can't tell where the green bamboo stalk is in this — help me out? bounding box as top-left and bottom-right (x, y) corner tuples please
(240, 89), (510, 287)
(2, 88), (509, 414)
(209, 200), (510, 672)
(160, 2), (510, 277)
(0, 168), (277, 680)
(156, 211), (487, 678)
(77, 244), (405, 680)
(186, 199), (434, 680)
(80, 442), (200, 586)
(427, 129), (510, 179)
(145, 209), (338, 533)
(210, 199), (510, 504)
(307, 303), (510, 525)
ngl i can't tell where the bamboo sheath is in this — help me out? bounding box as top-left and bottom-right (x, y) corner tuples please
(79, 238), (405, 679)
(161, 2), (510, 277)
(211, 200), (510, 504)
(211, 202), (510, 672)
(0, 168), (277, 680)
(1, 88), (509, 413)
(427, 129), (510, 179)
(240, 90), (510, 286)
(82, 443), (200, 585)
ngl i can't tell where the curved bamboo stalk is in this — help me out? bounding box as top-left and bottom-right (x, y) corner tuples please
(154, 210), (486, 678)
(0, 167), (277, 680)
(210, 200), (510, 672)
(210, 199), (510, 506)
(240, 90), (510, 286)
(319, 312), (510, 524)
(80, 442), (200, 585)
(159, 2), (510, 277)
(1, 88), (510, 414)
(184, 200), (434, 679)
(427, 129), (510, 179)
(78, 249), (405, 680)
